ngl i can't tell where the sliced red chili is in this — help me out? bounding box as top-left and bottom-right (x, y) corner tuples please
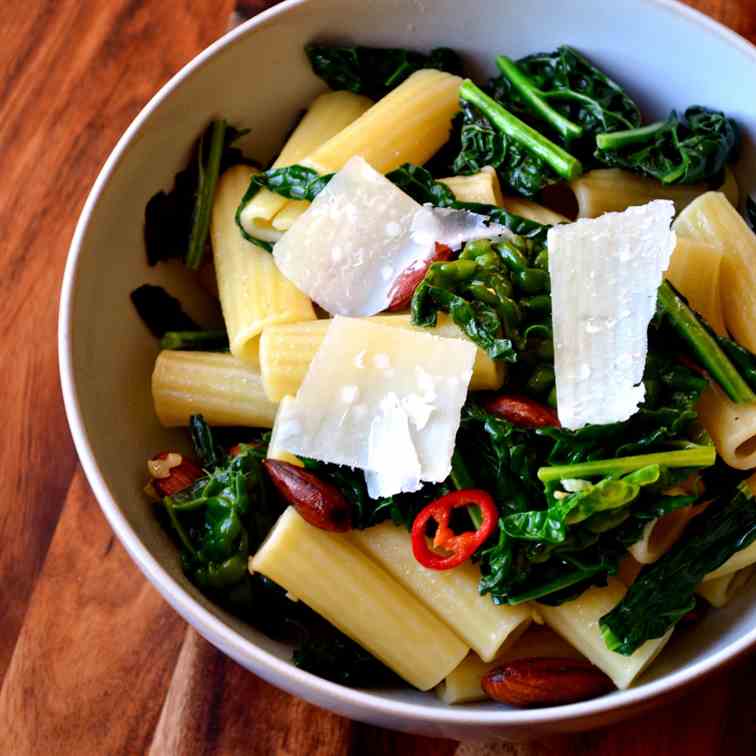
(411, 489), (498, 570)
(483, 394), (560, 429)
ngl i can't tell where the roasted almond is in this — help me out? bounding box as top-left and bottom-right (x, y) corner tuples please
(264, 460), (352, 532)
(387, 242), (453, 311)
(483, 394), (561, 429)
(149, 452), (203, 497)
(482, 657), (613, 707)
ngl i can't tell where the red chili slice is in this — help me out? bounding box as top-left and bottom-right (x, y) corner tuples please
(411, 489), (498, 570)
(483, 394), (560, 429)
(387, 242), (454, 311)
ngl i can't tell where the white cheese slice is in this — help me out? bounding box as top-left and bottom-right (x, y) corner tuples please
(269, 316), (476, 498)
(272, 156), (512, 317)
(548, 200), (676, 430)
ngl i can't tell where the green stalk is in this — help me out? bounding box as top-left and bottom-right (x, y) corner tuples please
(537, 446), (716, 483)
(160, 329), (229, 351)
(658, 281), (756, 404)
(450, 450), (482, 529)
(459, 80), (583, 181)
(186, 119), (227, 270)
(596, 119), (669, 151)
(496, 55), (583, 143)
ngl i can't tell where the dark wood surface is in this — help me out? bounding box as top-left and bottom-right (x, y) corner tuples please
(1, 1), (755, 753)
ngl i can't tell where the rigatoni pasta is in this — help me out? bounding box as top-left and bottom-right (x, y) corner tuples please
(251, 507), (468, 691)
(697, 566), (755, 608)
(351, 522), (531, 661)
(212, 165), (316, 365)
(696, 384), (756, 470)
(152, 350), (278, 428)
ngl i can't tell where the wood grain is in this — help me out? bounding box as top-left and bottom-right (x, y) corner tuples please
(0, 0), (754, 754)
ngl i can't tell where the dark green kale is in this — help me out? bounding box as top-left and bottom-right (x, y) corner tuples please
(746, 195), (756, 231)
(600, 479), (756, 654)
(159, 330), (229, 352)
(456, 80), (582, 197)
(130, 284), (199, 338)
(595, 107), (738, 184)
(489, 47), (641, 157)
(655, 281), (756, 403)
(411, 235), (554, 389)
(385, 163), (456, 207)
(305, 44), (463, 100)
(144, 121), (251, 268)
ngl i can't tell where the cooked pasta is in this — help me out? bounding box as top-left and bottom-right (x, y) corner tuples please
(538, 579), (673, 689)
(152, 350), (277, 428)
(697, 384), (756, 470)
(665, 238), (726, 335)
(674, 191), (756, 352)
(239, 91), (372, 241)
(697, 566), (755, 608)
(212, 165), (316, 364)
(568, 168), (707, 218)
(629, 505), (703, 564)
(440, 169), (500, 205)
(351, 522), (531, 661)
(251, 507), (469, 690)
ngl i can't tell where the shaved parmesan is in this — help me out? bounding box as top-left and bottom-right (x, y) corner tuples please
(269, 316), (476, 498)
(273, 156), (512, 317)
(548, 200), (676, 430)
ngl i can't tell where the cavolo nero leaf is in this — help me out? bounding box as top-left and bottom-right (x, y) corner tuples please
(600, 479), (756, 655)
(144, 121), (251, 267)
(746, 196), (756, 231)
(595, 106), (738, 185)
(130, 284), (199, 338)
(305, 44), (463, 100)
(489, 46), (641, 157)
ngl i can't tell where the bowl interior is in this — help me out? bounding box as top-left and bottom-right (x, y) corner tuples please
(61, 0), (756, 735)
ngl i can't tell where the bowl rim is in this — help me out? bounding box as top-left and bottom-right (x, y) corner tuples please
(59, 0), (756, 727)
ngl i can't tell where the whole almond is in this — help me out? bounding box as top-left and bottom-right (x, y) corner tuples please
(482, 657), (613, 707)
(264, 460), (352, 532)
(150, 452), (203, 497)
(387, 242), (453, 311)
(483, 394), (561, 429)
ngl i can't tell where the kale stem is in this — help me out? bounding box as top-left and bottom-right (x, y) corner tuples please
(160, 329), (229, 351)
(496, 55), (583, 143)
(186, 119), (227, 270)
(537, 446), (716, 483)
(459, 80), (583, 181)
(450, 450), (482, 528)
(658, 281), (756, 404)
(595, 119), (669, 150)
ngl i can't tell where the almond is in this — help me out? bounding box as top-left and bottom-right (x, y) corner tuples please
(149, 452), (203, 497)
(263, 460), (352, 532)
(387, 242), (453, 311)
(482, 657), (613, 707)
(483, 395), (561, 429)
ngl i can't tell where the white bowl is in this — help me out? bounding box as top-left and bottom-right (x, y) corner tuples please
(59, 0), (756, 740)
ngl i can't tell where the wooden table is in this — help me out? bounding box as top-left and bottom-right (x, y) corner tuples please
(1, 1), (755, 753)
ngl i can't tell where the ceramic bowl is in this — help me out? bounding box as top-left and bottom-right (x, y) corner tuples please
(59, 0), (756, 740)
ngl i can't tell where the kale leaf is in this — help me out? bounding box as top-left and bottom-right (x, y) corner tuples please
(600, 479), (756, 654)
(489, 46), (641, 158)
(130, 284), (199, 338)
(385, 163), (456, 207)
(306, 44), (463, 99)
(144, 121), (251, 267)
(595, 107), (738, 184)
(747, 196), (756, 231)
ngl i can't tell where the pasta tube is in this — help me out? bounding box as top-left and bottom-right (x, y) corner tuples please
(152, 350), (277, 428)
(266, 396), (303, 467)
(440, 169), (500, 205)
(665, 238), (726, 335)
(696, 383), (756, 470)
(569, 168), (707, 218)
(212, 165), (315, 365)
(351, 522), (531, 662)
(697, 566), (755, 608)
(251, 508), (468, 690)
(674, 191), (756, 352)
(259, 313), (504, 402)
(628, 505), (702, 565)
(240, 91), (372, 240)
(538, 578), (672, 689)
(437, 627), (584, 705)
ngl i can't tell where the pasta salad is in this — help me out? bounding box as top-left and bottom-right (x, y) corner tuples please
(133, 43), (756, 707)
